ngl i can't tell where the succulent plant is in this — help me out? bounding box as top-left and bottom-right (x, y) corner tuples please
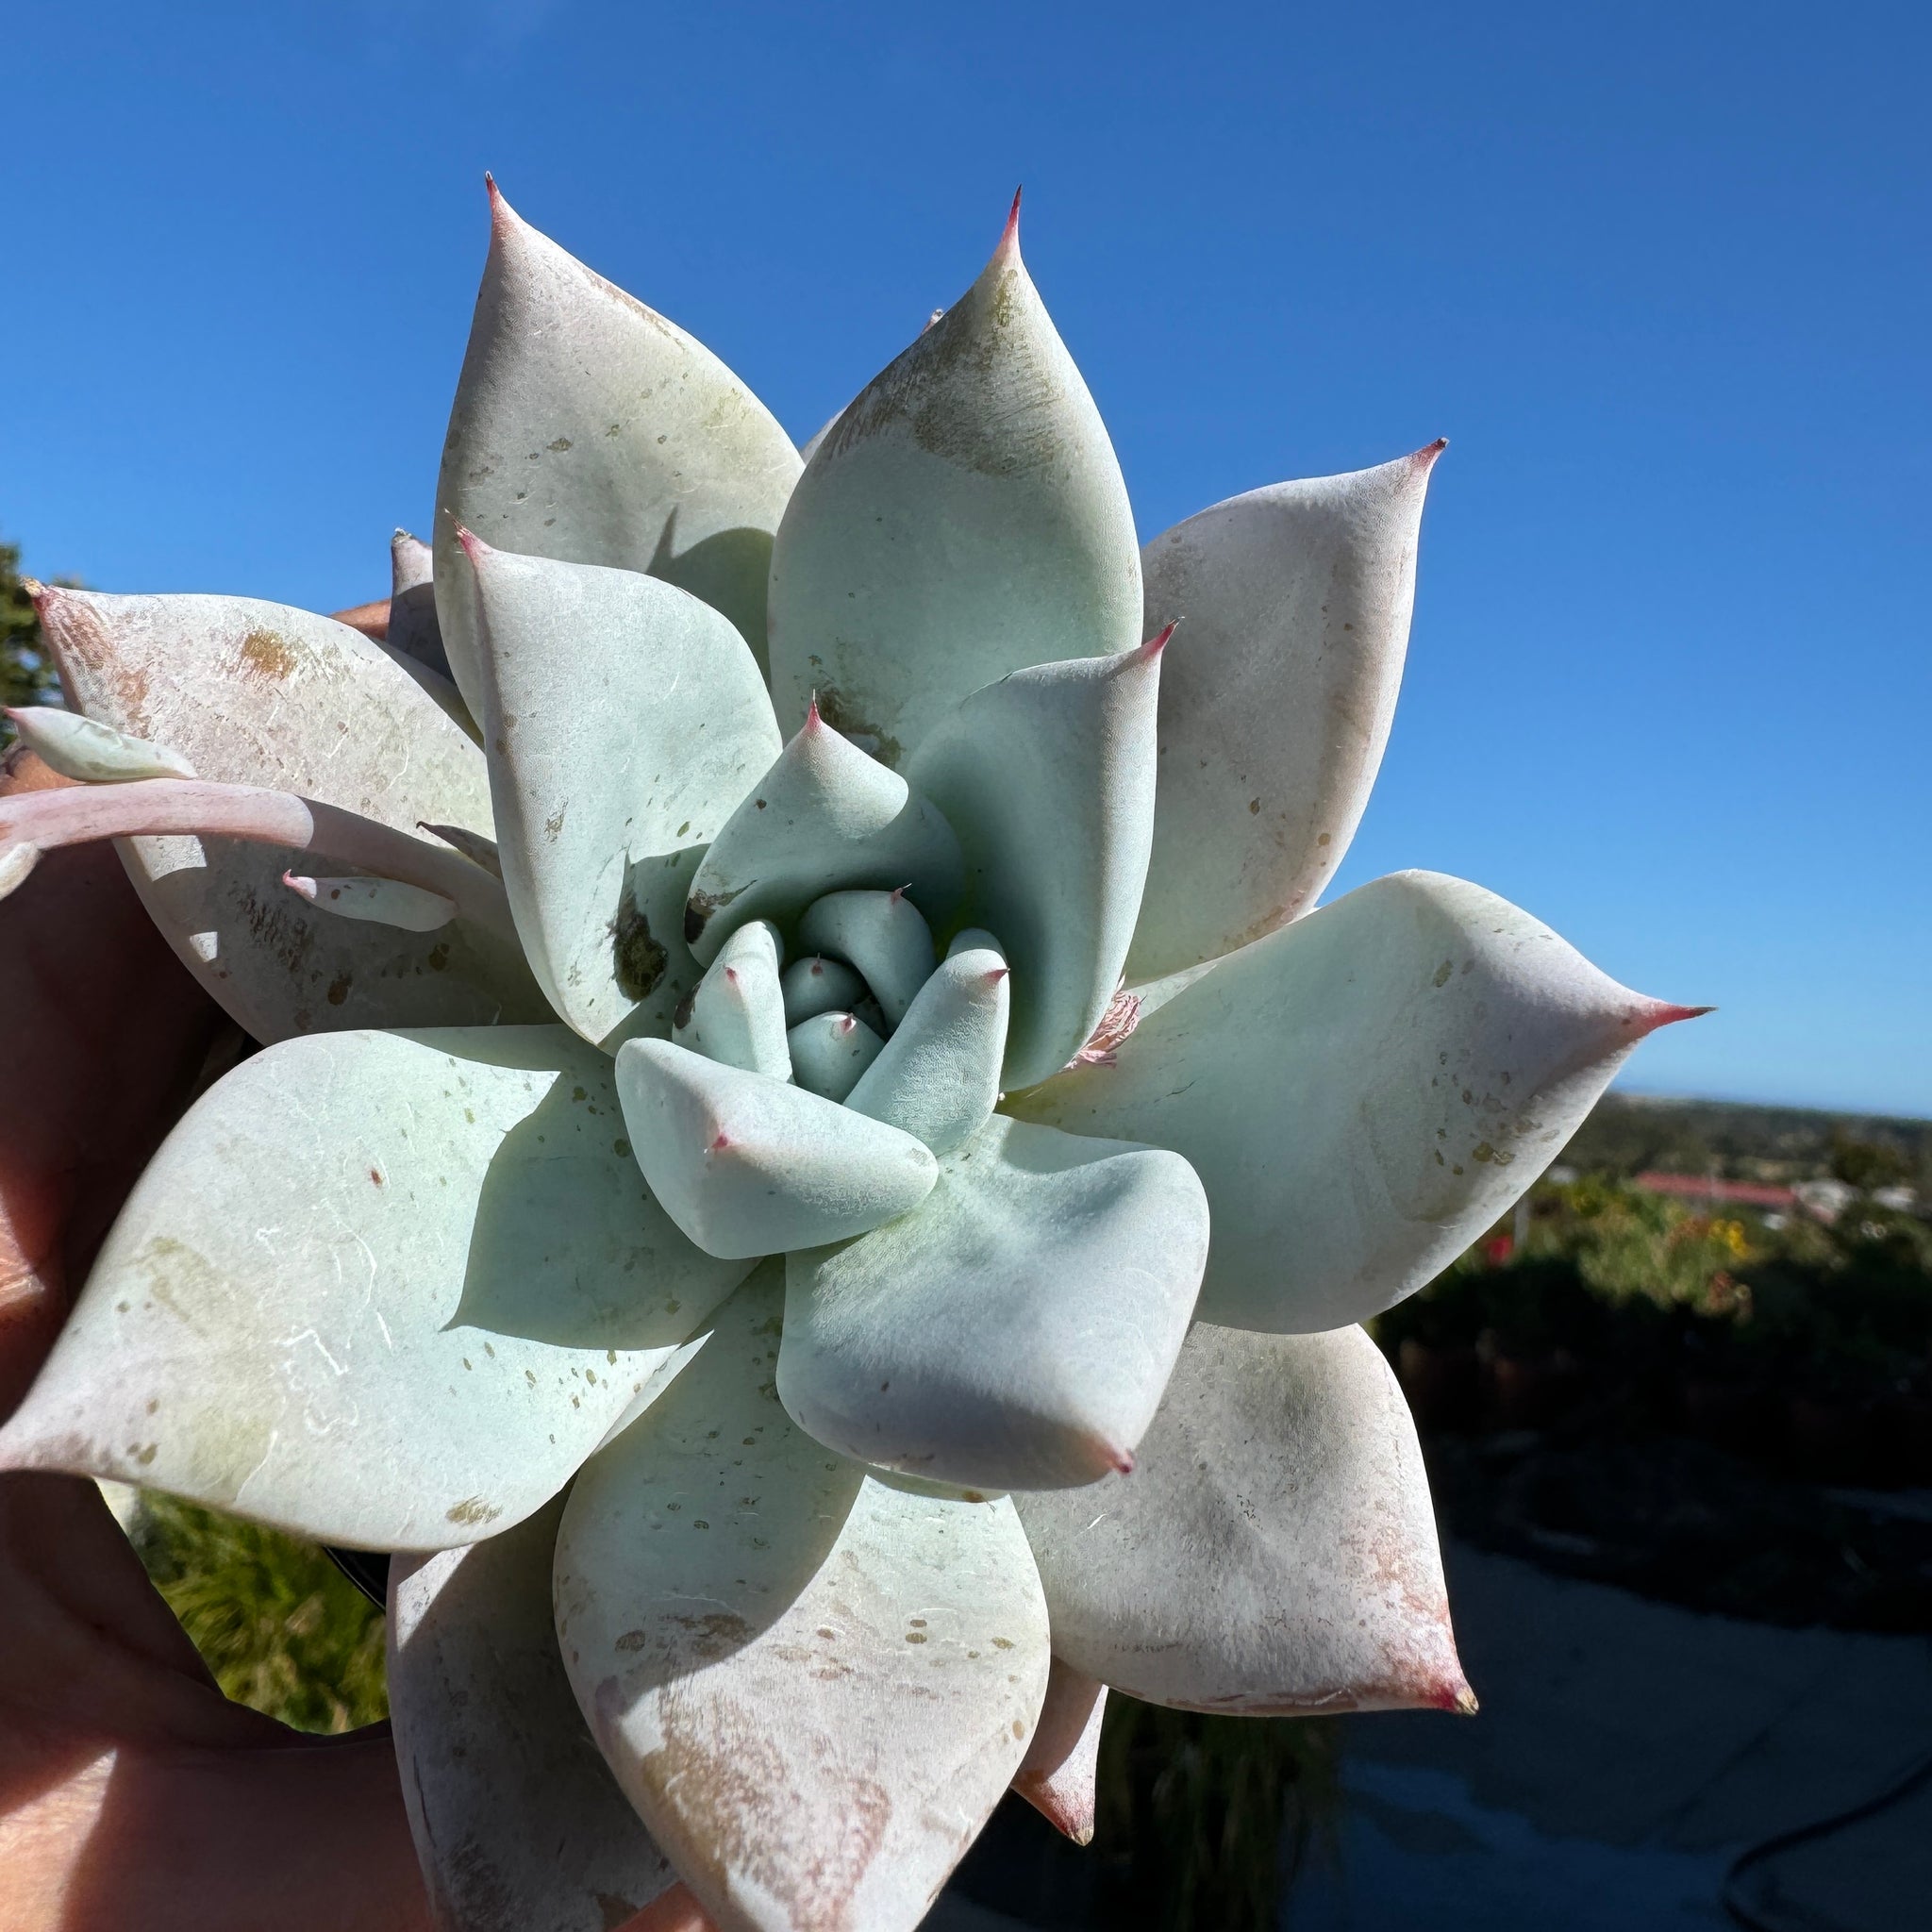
(0, 183), (1704, 1931)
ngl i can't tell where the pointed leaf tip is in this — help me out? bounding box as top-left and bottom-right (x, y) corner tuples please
(1640, 1001), (1715, 1033)
(1415, 436), (1449, 468)
(1140, 620), (1180, 660)
(998, 185), (1023, 258)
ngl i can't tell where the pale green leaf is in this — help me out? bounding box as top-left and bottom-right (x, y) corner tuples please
(779, 1115), (1207, 1491)
(683, 711), (961, 967)
(1129, 447), (1442, 978)
(910, 641), (1164, 1089)
(768, 206), (1141, 769)
(614, 1039), (937, 1258)
(785, 1009), (884, 1102)
(1013, 870), (1701, 1331)
(435, 182), (800, 703)
(843, 945), (1008, 1156)
(3, 704), (194, 782)
(0, 1026), (750, 1547)
(33, 586), (543, 1041)
(793, 888), (936, 1030)
(555, 1266), (1050, 1932)
(389, 1493), (676, 1931)
(674, 921), (792, 1081)
(458, 540), (781, 1047)
(1016, 1321), (1472, 1715)
(1013, 1660), (1106, 1846)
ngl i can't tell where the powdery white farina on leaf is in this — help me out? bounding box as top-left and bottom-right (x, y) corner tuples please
(0, 179), (1708, 1931)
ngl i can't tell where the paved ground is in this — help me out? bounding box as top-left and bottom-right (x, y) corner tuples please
(934, 1531), (1932, 1929)
(1294, 1539), (1932, 1931)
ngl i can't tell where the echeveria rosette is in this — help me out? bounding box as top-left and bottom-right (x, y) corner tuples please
(0, 183), (1706, 1932)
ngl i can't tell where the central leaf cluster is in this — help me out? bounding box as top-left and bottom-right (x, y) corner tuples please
(616, 702), (1010, 1266)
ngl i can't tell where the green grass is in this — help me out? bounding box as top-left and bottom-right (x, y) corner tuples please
(130, 1493), (388, 1734)
(1094, 1699), (1338, 1929)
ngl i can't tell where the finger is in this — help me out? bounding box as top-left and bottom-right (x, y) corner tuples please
(329, 598), (391, 641)
(616, 1883), (720, 1932)
(0, 757), (235, 1417)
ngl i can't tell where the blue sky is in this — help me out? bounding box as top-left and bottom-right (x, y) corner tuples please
(4, 2), (1925, 1115)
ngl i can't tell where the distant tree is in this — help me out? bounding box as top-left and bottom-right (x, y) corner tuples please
(1, 536), (74, 747)
(1829, 1132), (1912, 1192)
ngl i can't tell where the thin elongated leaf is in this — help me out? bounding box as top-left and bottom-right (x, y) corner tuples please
(389, 1493), (677, 1932)
(767, 202), (1141, 768)
(435, 181), (801, 705)
(3, 705), (194, 781)
(555, 1267), (1051, 1932)
(34, 586), (543, 1041)
(1014, 870), (1706, 1332)
(615, 1039), (937, 1258)
(779, 1115), (1207, 1491)
(459, 539), (781, 1045)
(910, 639), (1165, 1090)
(1013, 1661), (1106, 1845)
(282, 872), (457, 932)
(843, 946), (1008, 1155)
(1015, 1322), (1474, 1715)
(1128, 447), (1442, 978)
(683, 710), (961, 966)
(0, 1026), (750, 1548)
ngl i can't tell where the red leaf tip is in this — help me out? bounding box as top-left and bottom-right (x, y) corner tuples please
(1414, 436), (1449, 470)
(1430, 1677), (1480, 1715)
(804, 691), (824, 731)
(708, 1131), (732, 1153)
(1138, 620), (1180, 662)
(995, 185), (1023, 261)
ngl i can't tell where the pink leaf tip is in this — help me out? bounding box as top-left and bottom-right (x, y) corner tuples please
(984, 966), (1010, 986)
(453, 524), (486, 566)
(1635, 1001), (1716, 1036)
(995, 185), (1023, 261)
(1138, 620), (1180, 662)
(708, 1131), (732, 1153)
(1413, 436), (1449, 471)
(804, 691), (824, 731)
